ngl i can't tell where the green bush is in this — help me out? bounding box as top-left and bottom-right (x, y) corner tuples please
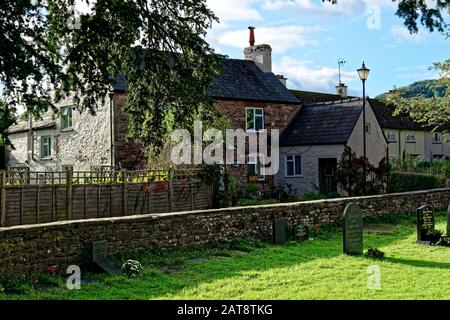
(301, 192), (327, 201)
(243, 183), (261, 199)
(389, 172), (445, 193)
(239, 199), (279, 207)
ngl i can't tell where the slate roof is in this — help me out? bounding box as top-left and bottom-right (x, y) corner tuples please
(112, 59), (301, 104)
(369, 98), (424, 131)
(208, 59), (300, 104)
(280, 98), (363, 147)
(290, 90), (354, 103)
(7, 112), (56, 134)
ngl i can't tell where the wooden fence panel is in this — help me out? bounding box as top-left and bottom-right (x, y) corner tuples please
(0, 170), (212, 227)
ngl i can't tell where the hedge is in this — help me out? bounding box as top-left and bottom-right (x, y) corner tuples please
(389, 172), (446, 193)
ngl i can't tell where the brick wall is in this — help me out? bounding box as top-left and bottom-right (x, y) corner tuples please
(216, 99), (300, 188)
(0, 188), (448, 275)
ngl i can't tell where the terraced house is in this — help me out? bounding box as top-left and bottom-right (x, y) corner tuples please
(6, 30), (301, 191)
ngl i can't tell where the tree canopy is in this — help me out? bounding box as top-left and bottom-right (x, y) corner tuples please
(324, 0), (448, 33)
(0, 0), (222, 151)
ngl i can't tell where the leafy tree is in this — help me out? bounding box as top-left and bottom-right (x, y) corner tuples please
(1, 0), (222, 153)
(323, 0), (448, 33)
(337, 147), (388, 196)
(386, 59), (449, 129)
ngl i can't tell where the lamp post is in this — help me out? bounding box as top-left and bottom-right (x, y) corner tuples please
(357, 62), (370, 196)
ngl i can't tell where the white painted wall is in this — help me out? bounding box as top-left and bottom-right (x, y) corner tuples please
(7, 96), (112, 171)
(275, 144), (345, 196)
(347, 102), (388, 165)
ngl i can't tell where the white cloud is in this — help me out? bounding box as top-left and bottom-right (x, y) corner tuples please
(275, 56), (359, 92)
(207, 0), (262, 23)
(389, 25), (426, 43)
(262, 0), (366, 16)
(216, 25), (323, 53)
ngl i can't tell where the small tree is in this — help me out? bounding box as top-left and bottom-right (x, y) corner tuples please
(337, 146), (388, 196)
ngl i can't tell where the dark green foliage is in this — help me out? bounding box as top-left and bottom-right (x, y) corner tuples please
(201, 165), (238, 208)
(263, 182), (299, 202)
(238, 199), (279, 207)
(1, 0), (221, 152)
(324, 0), (447, 33)
(302, 192), (327, 201)
(376, 80), (447, 100)
(243, 183), (261, 199)
(365, 248), (385, 259)
(427, 229), (444, 244)
(388, 172), (445, 193)
(337, 147), (388, 196)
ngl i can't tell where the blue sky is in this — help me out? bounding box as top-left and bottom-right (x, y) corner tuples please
(205, 0), (449, 97)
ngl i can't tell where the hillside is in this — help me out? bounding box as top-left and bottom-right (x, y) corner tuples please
(376, 79), (447, 99)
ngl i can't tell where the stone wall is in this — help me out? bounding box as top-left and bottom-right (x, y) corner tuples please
(0, 188), (448, 275)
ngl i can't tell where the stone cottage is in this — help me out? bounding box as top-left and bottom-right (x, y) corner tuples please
(275, 98), (388, 196)
(6, 27), (301, 190)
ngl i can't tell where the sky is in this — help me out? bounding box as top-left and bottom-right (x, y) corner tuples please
(204, 0), (449, 97)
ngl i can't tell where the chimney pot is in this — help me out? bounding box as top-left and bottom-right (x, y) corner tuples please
(248, 26), (255, 46)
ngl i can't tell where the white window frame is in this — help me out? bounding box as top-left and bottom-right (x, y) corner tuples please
(406, 132), (416, 143)
(41, 136), (52, 159)
(248, 153), (265, 181)
(432, 133), (442, 144)
(386, 130), (397, 142)
(246, 107), (264, 132)
(61, 106), (73, 130)
(285, 155), (302, 177)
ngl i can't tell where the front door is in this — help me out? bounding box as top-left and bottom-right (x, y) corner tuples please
(319, 158), (338, 194)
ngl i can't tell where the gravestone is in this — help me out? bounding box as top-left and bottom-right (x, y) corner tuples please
(447, 204), (450, 237)
(343, 203), (363, 255)
(273, 219), (287, 245)
(416, 205), (435, 243)
(92, 240), (122, 275)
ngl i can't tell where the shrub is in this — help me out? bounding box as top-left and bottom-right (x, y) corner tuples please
(263, 182), (299, 202)
(239, 199), (279, 207)
(365, 248), (385, 259)
(302, 192), (327, 201)
(121, 260), (143, 278)
(388, 172), (445, 193)
(243, 183), (261, 199)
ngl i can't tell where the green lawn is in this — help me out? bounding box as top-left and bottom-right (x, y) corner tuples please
(2, 211), (450, 300)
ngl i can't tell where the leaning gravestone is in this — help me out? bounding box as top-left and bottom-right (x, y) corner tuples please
(92, 240), (122, 275)
(273, 219), (287, 245)
(416, 205), (435, 243)
(343, 203), (363, 255)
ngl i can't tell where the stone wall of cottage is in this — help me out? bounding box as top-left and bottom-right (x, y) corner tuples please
(7, 96), (112, 171)
(0, 188), (448, 275)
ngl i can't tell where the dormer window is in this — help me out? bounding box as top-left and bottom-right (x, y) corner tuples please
(246, 108), (264, 132)
(61, 106), (73, 130)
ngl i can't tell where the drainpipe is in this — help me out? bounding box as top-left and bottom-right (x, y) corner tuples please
(109, 92), (115, 168)
(28, 112), (34, 163)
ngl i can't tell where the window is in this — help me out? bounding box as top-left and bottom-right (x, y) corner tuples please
(61, 106), (73, 129)
(386, 130), (397, 142)
(432, 133), (442, 144)
(246, 108), (264, 132)
(248, 154), (265, 181)
(62, 165), (73, 173)
(285, 155), (302, 177)
(406, 132), (416, 143)
(41, 136), (52, 158)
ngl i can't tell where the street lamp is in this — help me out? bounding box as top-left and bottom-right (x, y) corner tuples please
(357, 62), (370, 195)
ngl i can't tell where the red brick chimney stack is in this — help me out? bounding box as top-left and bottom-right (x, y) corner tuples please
(248, 26), (255, 46)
